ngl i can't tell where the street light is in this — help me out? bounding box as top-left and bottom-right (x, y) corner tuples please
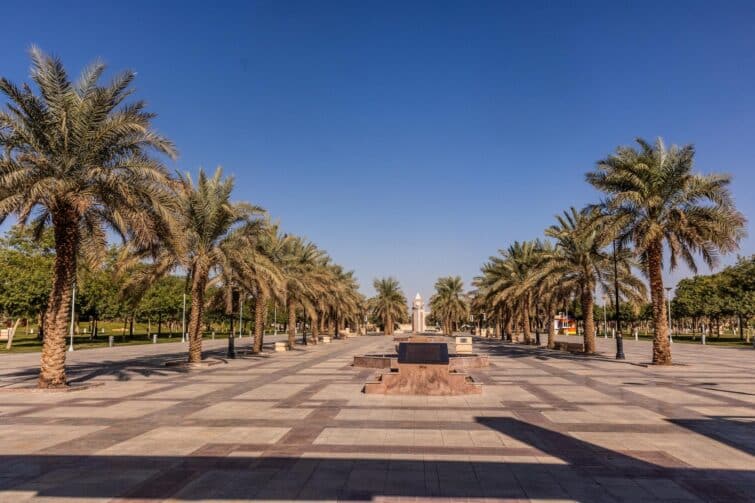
(603, 294), (608, 339)
(613, 239), (625, 359)
(227, 288), (236, 359)
(181, 293), (186, 343)
(665, 286), (673, 344)
(68, 282), (76, 352)
(239, 295), (243, 339)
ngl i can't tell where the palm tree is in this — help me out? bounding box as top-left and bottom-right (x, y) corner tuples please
(477, 241), (542, 343)
(172, 168), (263, 362)
(369, 277), (407, 336)
(225, 222), (285, 354)
(0, 48), (177, 387)
(429, 276), (469, 335)
(280, 236), (325, 348)
(325, 264), (361, 338)
(587, 137), (746, 364)
(543, 208), (621, 353)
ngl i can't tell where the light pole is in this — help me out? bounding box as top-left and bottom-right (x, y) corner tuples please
(603, 294), (608, 339)
(613, 239), (625, 359)
(239, 295), (243, 339)
(181, 293), (186, 343)
(227, 288), (236, 358)
(68, 282), (76, 352)
(273, 303), (277, 336)
(665, 286), (673, 344)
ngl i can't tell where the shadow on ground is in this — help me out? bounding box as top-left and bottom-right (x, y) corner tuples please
(0, 340), (278, 386)
(1, 418), (752, 501)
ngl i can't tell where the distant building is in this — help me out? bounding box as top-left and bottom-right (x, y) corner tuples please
(412, 293), (426, 333)
(553, 312), (577, 335)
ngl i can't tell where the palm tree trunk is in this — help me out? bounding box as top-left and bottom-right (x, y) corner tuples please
(287, 301), (297, 348)
(310, 312), (319, 345)
(522, 297), (531, 343)
(547, 302), (556, 349)
(505, 314), (513, 342)
(39, 215), (79, 388)
(187, 265), (209, 363)
(648, 240), (671, 364)
(386, 313), (392, 336)
(253, 292), (268, 353)
(581, 284), (596, 353)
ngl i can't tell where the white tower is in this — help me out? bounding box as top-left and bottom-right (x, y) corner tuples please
(412, 293), (426, 333)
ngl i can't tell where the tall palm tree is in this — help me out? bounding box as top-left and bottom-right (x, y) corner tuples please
(0, 48), (177, 387)
(325, 264), (361, 338)
(543, 208), (628, 352)
(587, 138), (746, 364)
(227, 222), (285, 354)
(369, 277), (407, 336)
(172, 168), (263, 362)
(429, 276), (469, 335)
(478, 241), (542, 343)
(280, 236), (325, 348)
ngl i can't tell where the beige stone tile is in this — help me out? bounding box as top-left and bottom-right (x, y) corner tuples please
(189, 401), (313, 420)
(0, 424), (107, 454)
(0, 405), (33, 416)
(146, 383), (230, 399)
(24, 400), (179, 419)
(628, 386), (724, 405)
(311, 384), (364, 400)
(234, 383), (309, 399)
(98, 426), (289, 456)
(544, 405), (667, 424)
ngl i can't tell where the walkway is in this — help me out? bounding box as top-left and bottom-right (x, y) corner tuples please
(0, 335), (753, 501)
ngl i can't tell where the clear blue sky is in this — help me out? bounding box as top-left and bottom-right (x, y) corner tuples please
(2, 0), (753, 299)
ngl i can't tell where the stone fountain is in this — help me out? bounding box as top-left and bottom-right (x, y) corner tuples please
(363, 342), (482, 395)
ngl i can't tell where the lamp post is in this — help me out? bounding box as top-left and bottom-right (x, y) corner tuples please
(239, 295), (243, 339)
(665, 286), (673, 344)
(68, 282), (76, 352)
(227, 288), (236, 358)
(613, 239), (625, 359)
(273, 303), (277, 336)
(603, 294), (608, 339)
(181, 293), (186, 343)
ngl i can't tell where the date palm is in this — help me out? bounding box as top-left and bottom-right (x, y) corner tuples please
(0, 48), (177, 387)
(542, 207), (646, 353)
(280, 236), (325, 348)
(228, 222), (285, 354)
(587, 138), (745, 364)
(429, 276), (469, 335)
(326, 264), (361, 338)
(369, 277), (407, 336)
(173, 168), (263, 362)
(478, 241), (542, 343)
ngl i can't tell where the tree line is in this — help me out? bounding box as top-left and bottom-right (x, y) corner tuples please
(470, 138), (747, 364)
(0, 48), (365, 388)
(672, 256), (754, 341)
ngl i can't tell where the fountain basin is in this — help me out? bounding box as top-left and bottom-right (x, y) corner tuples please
(353, 352), (489, 371)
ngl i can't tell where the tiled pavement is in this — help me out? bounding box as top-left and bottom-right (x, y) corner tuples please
(0, 335), (753, 502)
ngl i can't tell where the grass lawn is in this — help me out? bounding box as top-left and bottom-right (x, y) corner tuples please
(0, 320), (263, 354)
(587, 330), (752, 347)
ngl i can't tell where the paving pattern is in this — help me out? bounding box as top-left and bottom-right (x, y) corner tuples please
(0, 335), (753, 502)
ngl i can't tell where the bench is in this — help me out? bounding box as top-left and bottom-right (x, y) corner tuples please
(321, 336), (332, 343)
(455, 336), (473, 354)
(556, 341), (584, 353)
(274, 341), (288, 352)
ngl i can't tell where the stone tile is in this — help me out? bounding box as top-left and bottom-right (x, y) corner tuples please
(0, 424), (107, 454)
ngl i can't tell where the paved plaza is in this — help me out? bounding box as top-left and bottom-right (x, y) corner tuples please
(0, 335), (753, 502)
